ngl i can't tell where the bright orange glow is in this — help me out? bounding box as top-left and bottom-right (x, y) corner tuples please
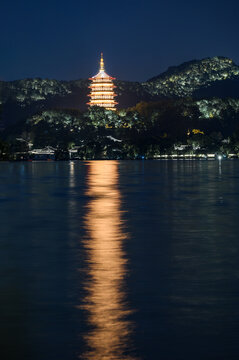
(80, 161), (135, 360)
(90, 83), (116, 87)
(88, 53), (118, 111)
(88, 99), (117, 103)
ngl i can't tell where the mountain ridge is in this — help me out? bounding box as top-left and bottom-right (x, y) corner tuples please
(1, 56), (239, 128)
(144, 56), (239, 97)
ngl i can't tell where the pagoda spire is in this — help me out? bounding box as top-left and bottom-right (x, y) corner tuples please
(100, 52), (104, 71)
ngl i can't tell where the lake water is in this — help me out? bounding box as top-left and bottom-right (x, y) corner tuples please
(1, 160), (239, 360)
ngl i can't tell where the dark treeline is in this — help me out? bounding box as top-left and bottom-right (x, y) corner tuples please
(1, 98), (239, 160)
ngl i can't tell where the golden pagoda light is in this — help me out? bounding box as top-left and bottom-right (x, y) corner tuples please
(87, 53), (118, 111)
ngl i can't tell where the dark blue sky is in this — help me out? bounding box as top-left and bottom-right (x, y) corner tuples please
(1, 0), (238, 81)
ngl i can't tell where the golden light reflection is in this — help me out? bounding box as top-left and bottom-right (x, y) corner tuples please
(81, 161), (136, 360)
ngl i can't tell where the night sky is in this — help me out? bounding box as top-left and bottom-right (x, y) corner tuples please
(1, 0), (238, 82)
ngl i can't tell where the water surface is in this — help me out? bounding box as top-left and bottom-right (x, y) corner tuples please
(0, 160), (239, 360)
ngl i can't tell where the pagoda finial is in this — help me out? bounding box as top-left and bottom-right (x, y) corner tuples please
(100, 52), (104, 71)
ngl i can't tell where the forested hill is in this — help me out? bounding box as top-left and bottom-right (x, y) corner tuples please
(144, 56), (239, 97)
(0, 79), (149, 127)
(1, 56), (239, 128)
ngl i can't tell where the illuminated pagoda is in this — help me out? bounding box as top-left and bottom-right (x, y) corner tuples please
(87, 53), (117, 111)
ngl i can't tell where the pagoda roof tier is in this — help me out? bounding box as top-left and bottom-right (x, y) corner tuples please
(89, 70), (115, 81)
(89, 90), (116, 93)
(89, 82), (116, 85)
(89, 77), (115, 82)
(88, 99), (118, 103)
(87, 94), (117, 100)
(88, 97), (117, 100)
(88, 97), (117, 102)
(88, 90), (117, 94)
(89, 85), (116, 89)
(87, 105), (118, 110)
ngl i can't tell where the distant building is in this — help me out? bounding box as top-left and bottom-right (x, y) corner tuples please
(87, 53), (117, 111)
(29, 146), (55, 160)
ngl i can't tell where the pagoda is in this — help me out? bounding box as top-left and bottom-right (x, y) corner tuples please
(87, 53), (117, 111)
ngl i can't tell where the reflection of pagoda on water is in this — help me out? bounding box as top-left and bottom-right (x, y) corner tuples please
(87, 53), (117, 111)
(81, 161), (135, 360)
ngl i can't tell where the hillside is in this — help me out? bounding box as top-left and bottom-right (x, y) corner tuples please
(0, 78), (149, 127)
(144, 56), (239, 97)
(1, 56), (239, 129)
(2, 97), (239, 160)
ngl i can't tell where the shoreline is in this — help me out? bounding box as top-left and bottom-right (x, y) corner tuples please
(1, 156), (238, 162)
